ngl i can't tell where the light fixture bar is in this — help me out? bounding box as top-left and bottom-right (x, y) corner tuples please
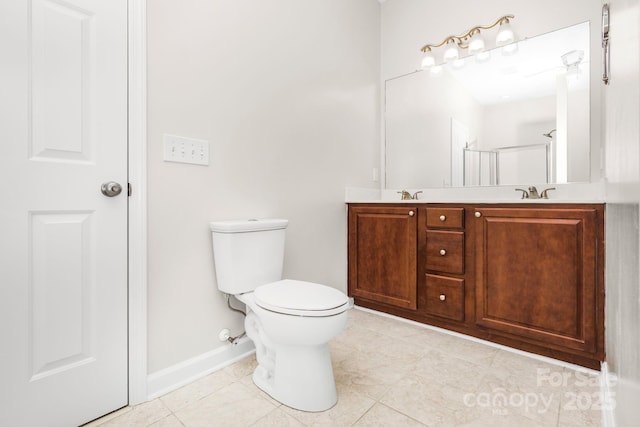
(419, 15), (515, 53)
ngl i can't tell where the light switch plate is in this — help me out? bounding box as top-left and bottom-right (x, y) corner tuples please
(163, 134), (209, 166)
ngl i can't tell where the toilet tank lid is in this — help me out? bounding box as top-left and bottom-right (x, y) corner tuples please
(209, 218), (288, 233)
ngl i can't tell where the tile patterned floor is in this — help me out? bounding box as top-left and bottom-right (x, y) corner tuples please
(89, 308), (603, 426)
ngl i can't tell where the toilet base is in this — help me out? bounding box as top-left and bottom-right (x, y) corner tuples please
(238, 293), (347, 412)
(252, 343), (338, 412)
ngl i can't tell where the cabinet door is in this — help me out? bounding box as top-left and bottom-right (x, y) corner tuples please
(474, 207), (598, 352)
(348, 206), (417, 309)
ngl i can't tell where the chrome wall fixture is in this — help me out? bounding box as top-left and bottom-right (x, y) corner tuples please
(602, 3), (610, 84)
(420, 15), (516, 72)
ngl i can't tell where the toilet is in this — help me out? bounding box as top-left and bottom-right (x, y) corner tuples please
(209, 218), (351, 412)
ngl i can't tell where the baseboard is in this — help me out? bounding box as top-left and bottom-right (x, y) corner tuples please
(600, 362), (616, 427)
(146, 337), (255, 400)
(608, 371), (640, 427)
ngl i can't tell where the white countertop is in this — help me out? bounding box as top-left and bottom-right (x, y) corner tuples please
(345, 182), (607, 204)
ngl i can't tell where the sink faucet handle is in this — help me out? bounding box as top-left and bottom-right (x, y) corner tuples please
(515, 188), (530, 199)
(540, 187), (556, 199)
(411, 191), (423, 200)
(397, 190), (412, 200)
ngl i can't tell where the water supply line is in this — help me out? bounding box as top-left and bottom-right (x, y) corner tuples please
(223, 293), (247, 345)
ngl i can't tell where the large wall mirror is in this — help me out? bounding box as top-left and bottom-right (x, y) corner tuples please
(385, 22), (590, 189)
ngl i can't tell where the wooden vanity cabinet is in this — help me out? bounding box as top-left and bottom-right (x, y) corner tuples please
(347, 202), (605, 369)
(348, 204), (418, 310)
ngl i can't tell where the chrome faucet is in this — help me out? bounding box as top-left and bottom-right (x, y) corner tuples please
(515, 186), (556, 199)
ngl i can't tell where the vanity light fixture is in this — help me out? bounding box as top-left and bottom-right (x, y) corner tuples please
(420, 15), (515, 72)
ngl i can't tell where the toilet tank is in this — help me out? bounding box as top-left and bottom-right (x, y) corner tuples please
(210, 219), (288, 295)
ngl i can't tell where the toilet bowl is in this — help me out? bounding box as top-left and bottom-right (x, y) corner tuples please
(238, 280), (349, 411)
(210, 219), (351, 412)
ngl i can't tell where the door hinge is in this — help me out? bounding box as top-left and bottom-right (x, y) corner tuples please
(128, 183), (132, 197)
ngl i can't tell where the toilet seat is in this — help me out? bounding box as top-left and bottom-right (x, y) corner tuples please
(254, 279), (349, 317)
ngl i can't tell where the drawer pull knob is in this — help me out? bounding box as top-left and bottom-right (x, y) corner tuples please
(475, 212), (481, 218)
(439, 249), (447, 256)
(439, 294), (446, 301)
(439, 215), (446, 222)
(409, 210), (415, 217)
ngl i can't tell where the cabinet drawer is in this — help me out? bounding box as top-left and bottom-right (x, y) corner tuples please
(425, 274), (464, 321)
(426, 208), (464, 229)
(426, 231), (464, 274)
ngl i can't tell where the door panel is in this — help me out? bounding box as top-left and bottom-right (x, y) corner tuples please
(348, 206), (418, 310)
(29, 211), (96, 381)
(474, 208), (598, 353)
(0, 0), (128, 425)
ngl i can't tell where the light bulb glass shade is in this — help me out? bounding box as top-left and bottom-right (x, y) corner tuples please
(468, 31), (485, 54)
(496, 21), (515, 46)
(443, 40), (459, 62)
(421, 51), (436, 69)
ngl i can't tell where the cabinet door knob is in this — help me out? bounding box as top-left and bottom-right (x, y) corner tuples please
(439, 294), (446, 301)
(439, 215), (446, 222)
(475, 212), (482, 218)
(439, 249), (446, 256)
(409, 210), (415, 217)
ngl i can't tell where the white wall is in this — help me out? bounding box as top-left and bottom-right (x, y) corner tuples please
(602, 0), (640, 425)
(146, 0), (380, 374)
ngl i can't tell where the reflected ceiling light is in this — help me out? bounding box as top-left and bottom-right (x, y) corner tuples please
(501, 42), (519, 56)
(561, 50), (584, 69)
(452, 58), (465, 69)
(419, 15), (515, 70)
(430, 64), (444, 76)
(562, 49), (585, 79)
(475, 50), (491, 63)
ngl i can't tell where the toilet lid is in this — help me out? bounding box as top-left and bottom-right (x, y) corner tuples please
(254, 279), (349, 317)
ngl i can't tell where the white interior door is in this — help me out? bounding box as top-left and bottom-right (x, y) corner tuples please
(0, 1), (129, 425)
(450, 117), (468, 187)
